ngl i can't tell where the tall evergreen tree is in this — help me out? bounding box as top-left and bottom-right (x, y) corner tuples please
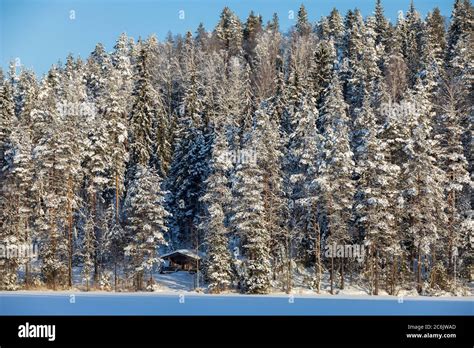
(215, 7), (243, 58)
(296, 4), (312, 36)
(200, 130), (233, 293)
(129, 44), (157, 169)
(125, 165), (170, 290)
(317, 74), (355, 293)
(231, 129), (271, 294)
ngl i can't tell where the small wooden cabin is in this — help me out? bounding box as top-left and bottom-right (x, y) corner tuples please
(161, 249), (202, 273)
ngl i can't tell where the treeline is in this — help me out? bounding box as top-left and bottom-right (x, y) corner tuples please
(0, 0), (472, 294)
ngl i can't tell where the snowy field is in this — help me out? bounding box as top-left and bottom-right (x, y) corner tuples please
(1, 291), (472, 316)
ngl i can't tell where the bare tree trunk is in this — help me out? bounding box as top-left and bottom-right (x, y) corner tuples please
(115, 173), (120, 223)
(92, 189), (100, 283)
(25, 262), (30, 289)
(340, 258), (344, 290)
(391, 256), (396, 295)
(136, 272), (143, 291)
(286, 233), (292, 294)
(315, 221), (321, 293)
(366, 245), (372, 294)
(67, 176), (73, 288)
(330, 256), (334, 295)
(24, 219), (30, 288)
(374, 250), (379, 295)
(263, 174), (277, 283)
(50, 207), (57, 290)
(384, 253), (390, 294)
(447, 189), (455, 277)
(114, 262), (118, 292)
(417, 244), (422, 293)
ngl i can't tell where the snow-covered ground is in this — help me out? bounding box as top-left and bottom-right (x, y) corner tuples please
(18, 266), (473, 296)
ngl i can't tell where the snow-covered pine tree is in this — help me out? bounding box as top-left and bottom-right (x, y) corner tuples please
(254, 101), (287, 289)
(446, 0), (473, 71)
(143, 36), (173, 176)
(286, 93), (322, 291)
(85, 43), (111, 104)
(363, 15), (384, 88)
(348, 17), (382, 170)
(195, 23), (209, 50)
(254, 27), (283, 101)
(129, 43), (157, 169)
(125, 164), (170, 290)
(340, 9), (367, 108)
(231, 129), (271, 294)
(243, 11), (263, 65)
(82, 105), (110, 284)
(0, 73), (27, 289)
(5, 120), (36, 284)
(60, 55), (89, 288)
(445, 1), (473, 192)
(399, 78), (448, 293)
(3, 68), (41, 288)
(353, 93), (401, 295)
(309, 39), (336, 108)
(403, 2), (424, 86)
(317, 74), (355, 293)
(349, 17), (382, 162)
(103, 66), (129, 227)
(317, 16), (331, 40)
(15, 69), (39, 145)
(200, 130), (233, 293)
(112, 33), (133, 104)
(220, 56), (254, 147)
(94, 64), (131, 288)
(154, 38), (179, 175)
(0, 71), (21, 290)
(425, 8), (447, 72)
(296, 4), (312, 37)
(328, 8), (345, 41)
(374, 0), (390, 59)
(32, 67), (70, 289)
(166, 40), (209, 248)
(215, 7), (243, 59)
(266, 12), (280, 33)
(281, 35), (314, 136)
(81, 213), (95, 291)
(0, 70), (15, 173)
(435, 77), (471, 285)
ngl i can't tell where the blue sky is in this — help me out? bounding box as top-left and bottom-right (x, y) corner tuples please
(0, 0), (455, 76)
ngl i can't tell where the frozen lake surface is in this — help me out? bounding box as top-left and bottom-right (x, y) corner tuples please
(1, 292), (472, 315)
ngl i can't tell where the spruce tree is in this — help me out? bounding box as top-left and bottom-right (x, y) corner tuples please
(296, 4), (312, 36)
(231, 129), (271, 294)
(125, 165), (170, 290)
(317, 74), (355, 293)
(200, 130), (233, 293)
(129, 44), (156, 169)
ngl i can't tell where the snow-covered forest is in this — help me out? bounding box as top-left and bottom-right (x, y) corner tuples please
(0, 0), (472, 296)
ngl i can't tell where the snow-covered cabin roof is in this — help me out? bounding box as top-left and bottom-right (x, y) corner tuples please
(161, 249), (203, 260)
